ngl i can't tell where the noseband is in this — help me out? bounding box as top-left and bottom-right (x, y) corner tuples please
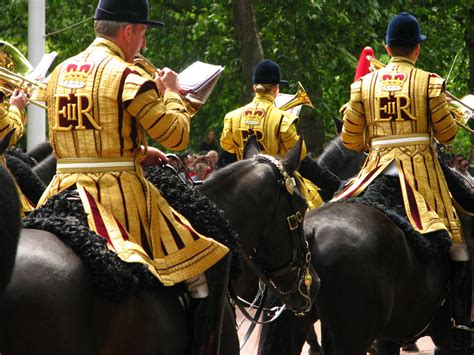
(237, 154), (313, 315)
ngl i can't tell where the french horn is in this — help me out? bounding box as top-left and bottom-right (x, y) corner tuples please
(278, 81), (315, 111)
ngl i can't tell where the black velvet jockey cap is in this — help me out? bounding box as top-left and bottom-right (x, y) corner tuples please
(94, 0), (164, 27)
(386, 12), (426, 47)
(252, 59), (288, 85)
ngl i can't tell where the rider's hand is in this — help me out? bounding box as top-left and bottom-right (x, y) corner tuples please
(10, 89), (28, 110)
(140, 146), (169, 166)
(154, 67), (181, 95)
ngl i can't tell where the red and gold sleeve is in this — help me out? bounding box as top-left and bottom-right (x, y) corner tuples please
(124, 75), (191, 151)
(0, 103), (24, 144)
(341, 80), (366, 152)
(428, 76), (457, 144)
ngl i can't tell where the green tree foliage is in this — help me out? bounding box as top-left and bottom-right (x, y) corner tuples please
(1, 0), (472, 157)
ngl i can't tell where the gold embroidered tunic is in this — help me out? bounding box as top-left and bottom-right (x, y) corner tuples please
(336, 56), (461, 242)
(33, 38), (228, 285)
(0, 98), (34, 214)
(220, 93), (322, 209)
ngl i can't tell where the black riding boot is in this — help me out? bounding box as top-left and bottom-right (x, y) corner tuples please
(449, 260), (472, 349)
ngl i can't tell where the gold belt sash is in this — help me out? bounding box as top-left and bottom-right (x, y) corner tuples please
(56, 157), (136, 173)
(371, 133), (431, 148)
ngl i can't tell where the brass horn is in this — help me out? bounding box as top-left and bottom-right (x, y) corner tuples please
(278, 81), (315, 111)
(366, 55), (473, 134)
(0, 41), (46, 109)
(133, 54), (201, 117)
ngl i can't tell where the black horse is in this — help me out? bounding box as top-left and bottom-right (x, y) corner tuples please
(0, 137), (318, 354)
(259, 136), (474, 355)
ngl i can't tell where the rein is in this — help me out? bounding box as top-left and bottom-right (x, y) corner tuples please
(235, 154), (313, 317)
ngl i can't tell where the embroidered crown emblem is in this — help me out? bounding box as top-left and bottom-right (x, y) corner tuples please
(61, 62), (94, 89)
(244, 108), (265, 126)
(380, 72), (406, 92)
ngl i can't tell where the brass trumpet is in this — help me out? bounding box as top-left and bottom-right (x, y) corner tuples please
(279, 81), (315, 111)
(366, 55), (473, 134)
(0, 41), (46, 109)
(133, 54), (201, 117)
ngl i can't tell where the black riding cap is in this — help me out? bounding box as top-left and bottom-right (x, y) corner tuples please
(386, 12), (426, 47)
(94, 0), (165, 28)
(252, 59), (288, 85)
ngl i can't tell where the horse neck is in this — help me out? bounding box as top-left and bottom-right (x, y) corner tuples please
(317, 137), (364, 179)
(198, 161), (272, 248)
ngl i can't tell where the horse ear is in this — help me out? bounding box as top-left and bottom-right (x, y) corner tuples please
(243, 135), (260, 159)
(0, 129), (16, 155)
(283, 135), (303, 175)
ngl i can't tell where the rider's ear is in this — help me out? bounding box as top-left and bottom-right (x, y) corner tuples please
(283, 135), (303, 175)
(243, 135), (260, 159)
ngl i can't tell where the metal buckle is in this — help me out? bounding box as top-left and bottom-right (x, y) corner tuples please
(287, 214), (299, 230)
(296, 211), (303, 223)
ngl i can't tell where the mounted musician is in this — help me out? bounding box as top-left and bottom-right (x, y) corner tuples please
(0, 42), (34, 215)
(336, 12), (471, 348)
(220, 59), (340, 208)
(29, 2), (234, 351)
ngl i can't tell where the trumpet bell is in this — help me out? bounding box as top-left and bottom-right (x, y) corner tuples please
(0, 41), (47, 109)
(278, 81), (315, 112)
(0, 41), (33, 76)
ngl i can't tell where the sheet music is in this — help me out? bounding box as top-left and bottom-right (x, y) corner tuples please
(26, 51), (58, 82)
(178, 61), (224, 93)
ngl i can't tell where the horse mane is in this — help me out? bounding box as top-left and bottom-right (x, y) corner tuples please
(317, 135), (365, 180)
(144, 164), (243, 280)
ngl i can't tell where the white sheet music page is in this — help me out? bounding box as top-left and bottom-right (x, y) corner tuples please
(26, 51), (58, 82)
(178, 61), (224, 93)
(178, 61), (224, 105)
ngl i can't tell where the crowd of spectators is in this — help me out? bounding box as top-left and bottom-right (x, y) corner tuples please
(449, 154), (474, 185)
(165, 129), (232, 185)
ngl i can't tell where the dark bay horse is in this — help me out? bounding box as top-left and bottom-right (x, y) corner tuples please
(259, 136), (473, 355)
(0, 137), (318, 354)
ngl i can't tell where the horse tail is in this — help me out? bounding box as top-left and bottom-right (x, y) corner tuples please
(32, 154), (57, 185)
(0, 165), (21, 293)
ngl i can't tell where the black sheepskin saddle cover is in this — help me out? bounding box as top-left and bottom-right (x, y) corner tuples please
(5, 147), (46, 204)
(342, 175), (452, 261)
(23, 164), (242, 303)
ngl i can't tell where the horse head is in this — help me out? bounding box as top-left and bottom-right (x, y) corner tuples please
(202, 135), (319, 314)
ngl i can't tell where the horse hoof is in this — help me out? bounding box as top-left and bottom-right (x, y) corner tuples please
(401, 342), (419, 352)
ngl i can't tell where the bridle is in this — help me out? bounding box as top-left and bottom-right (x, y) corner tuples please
(234, 154), (314, 316)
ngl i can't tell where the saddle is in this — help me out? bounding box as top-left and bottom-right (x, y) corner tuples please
(341, 175), (452, 261)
